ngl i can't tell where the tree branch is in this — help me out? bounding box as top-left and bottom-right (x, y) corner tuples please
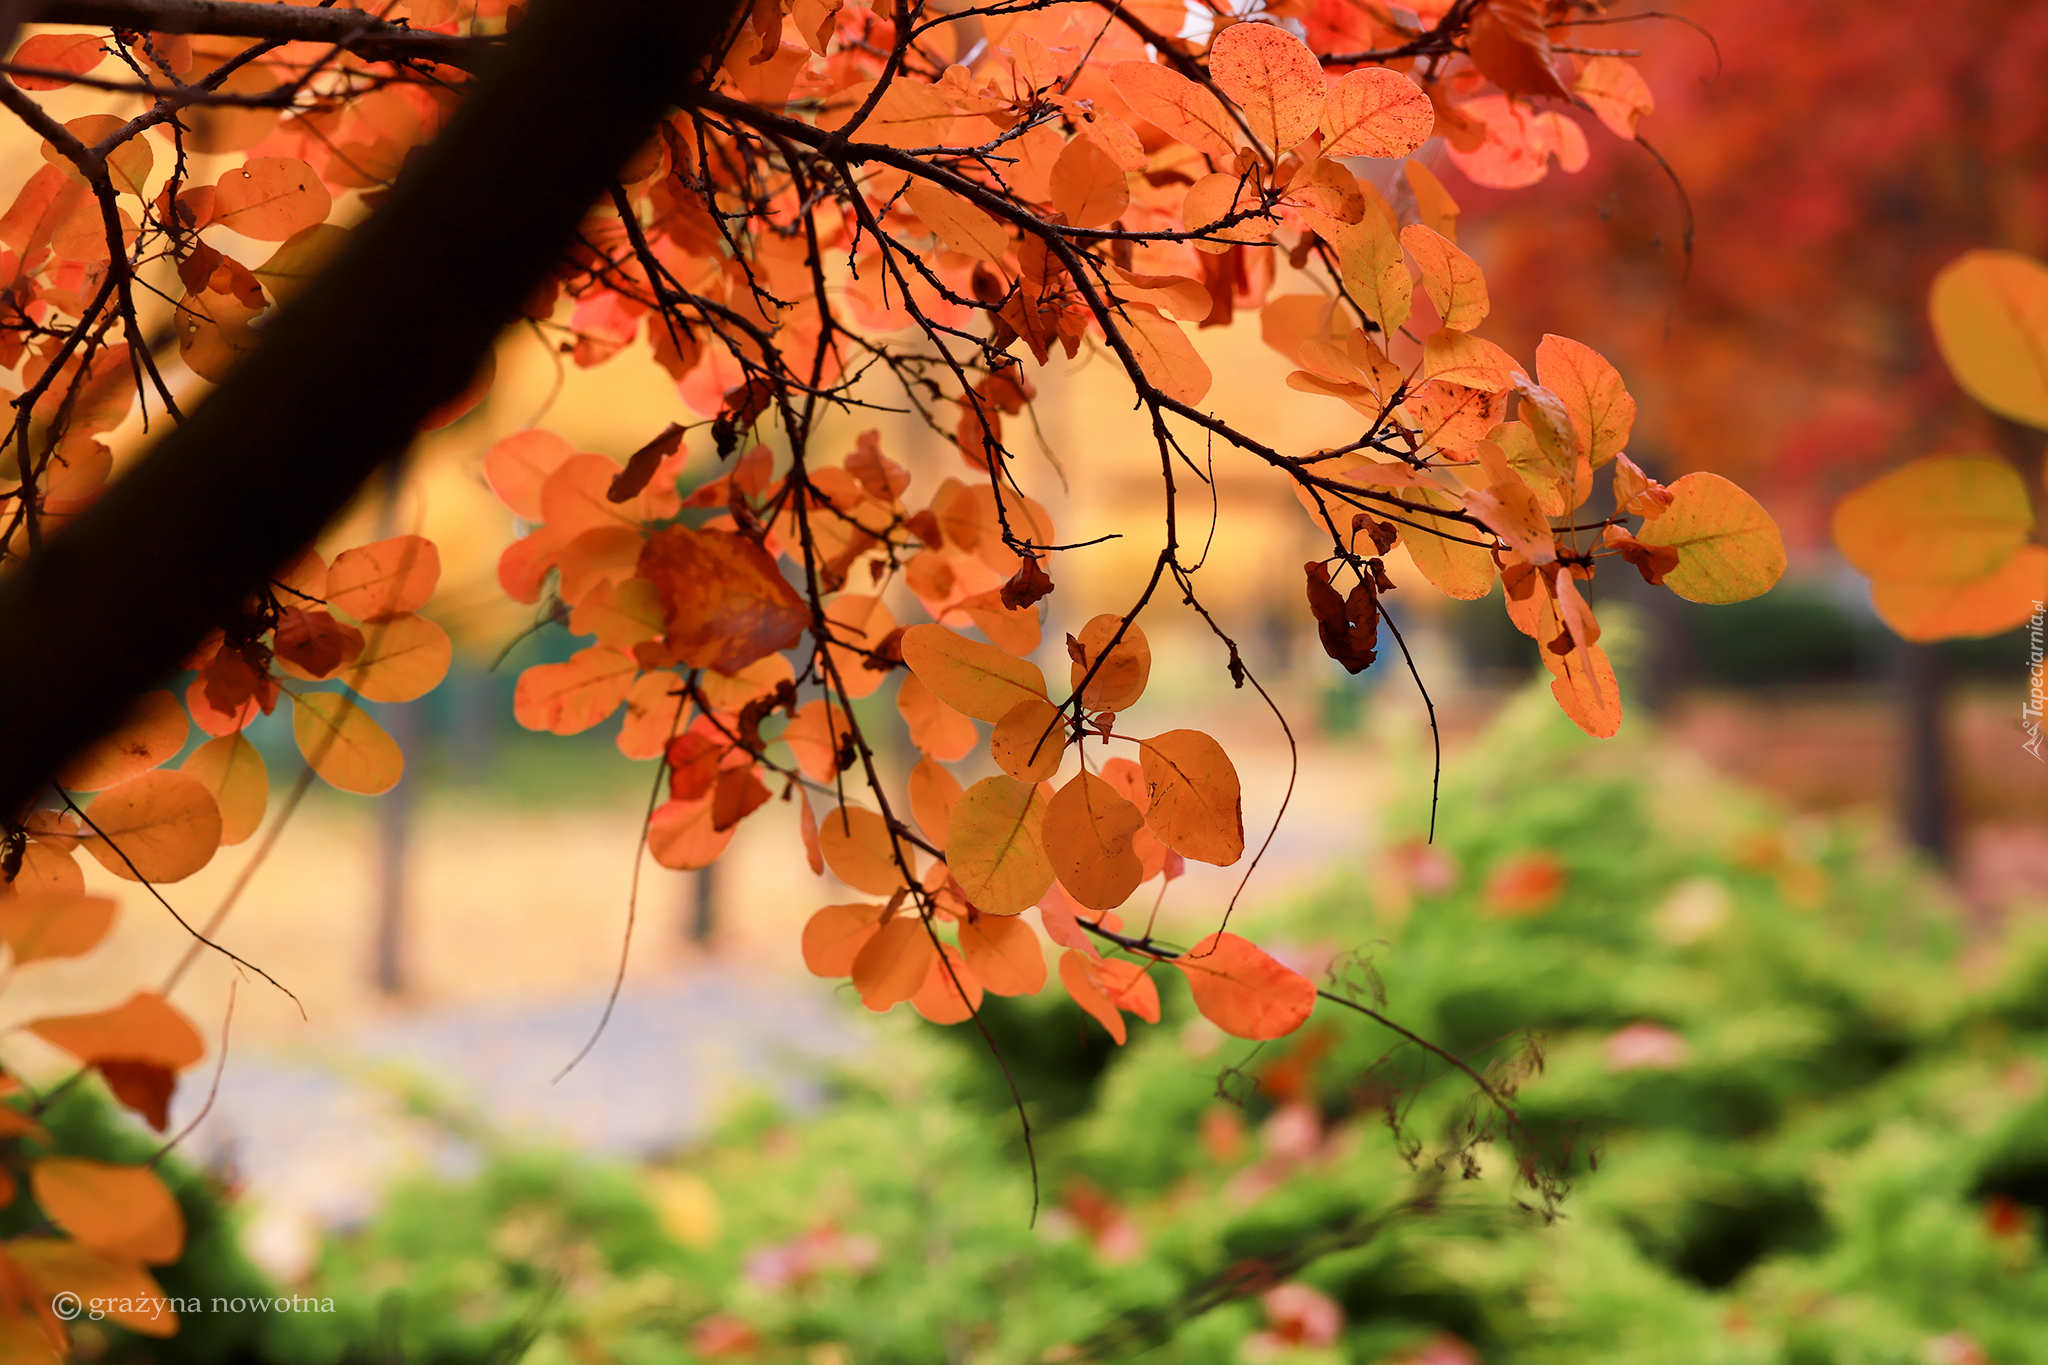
(30, 0), (498, 68)
(0, 0), (748, 816)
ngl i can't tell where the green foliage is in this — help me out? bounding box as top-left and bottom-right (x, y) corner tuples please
(302, 687), (2048, 1363)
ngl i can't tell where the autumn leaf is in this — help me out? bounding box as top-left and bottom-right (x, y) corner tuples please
(1401, 225), (1488, 332)
(1832, 454), (2036, 585)
(514, 644), (639, 735)
(818, 805), (908, 895)
(1122, 304), (1213, 406)
(1138, 730), (1244, 866)
(342, 612), (452, 703)
(55, 689), (187, 792)
(1536, 334), (1634, 469)
(211, 156), (331, 239)
(1929, 249), (2048, 429)
(485, 428), (577, 519)
(1175, 933), (1316, 1039)
(908, 756), (963, 848)
(851, 915), (935, 1011)
(1050, 135), (1129, 230)
(947, 775), (1054, 914)
(1109, 61), (1235, 159)
(1321, 67), (1434, 158)
(910, 944), (983, 1024)
(1043, 772), (1146, 911)
(292, 692), (403, 795)
(903, 178), (1008, 263)
(1068, 615), (1151, 712)
(8, 1239), (178, 1336)
(0, 893), (115, 964)
(80, 770), (222, 882)
(27, 992), (205, 1071)
(1208, 22), (1325, 153)
(1329, 211), (1411, 336)
(959, 912), (1047, 995)
(990, 698), (1067, 783)
(1465, 0), (1574, 101)
(1635, 472), (1786, 603)
(1573, 56), (1655, 139)
(1868, 546), (2048, 641)
(1304, 561), (1379, 674)
(31, 1159), (184, 1263)
(1405, 160), (1461, 241)
(639, 524), (807, 673)
(9, 32), (108, 90)
(897, 670), (978, 761)
(1483, 850), (1567, 916)
(900, 623), (1047, 722)
(648, 793), (737, 870)
(327, 534), (440, 619)
(801, 901), (888, 977)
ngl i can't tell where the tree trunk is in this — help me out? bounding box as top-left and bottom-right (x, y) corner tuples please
(0, 0), (748, 816)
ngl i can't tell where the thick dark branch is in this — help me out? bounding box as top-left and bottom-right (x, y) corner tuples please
(33, 0), (497, 67)
(0, 0), (747, 816)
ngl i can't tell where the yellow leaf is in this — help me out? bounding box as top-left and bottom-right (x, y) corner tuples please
(946, 776), (1054, 914)
(1869, 544), (2048, 641)
(179, 733), (267, 845)
(341, 612), (452, 704)
(900, 624), (1046, 723)
(1400, 224), (1488, 331)
(80, 771), (221, 883)
(1329, 210), (1411, 336)
(1930, 249), (2048, 429)
(292, 692), (403, 795)
(1635, 472), (1786, 604)
(1321, 67), (1433, 158)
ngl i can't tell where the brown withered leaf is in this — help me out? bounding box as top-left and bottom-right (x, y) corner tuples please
(1465, 0), (1575, 101)
(1352, 513), (1399, 556)
(1304, 561), (1379, 674)
(96, 1060), (176, 1132)
(638, 525), (807, 674)
(608, 422), (685, 503)
(711, 765), (771, 832)
(272, 607), (364, 680)
(1000, 553), (1054, 610)
(1603, 524), (1681, 585)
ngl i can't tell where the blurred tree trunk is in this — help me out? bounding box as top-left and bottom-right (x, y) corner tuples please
(1896, 641), (1952, 863)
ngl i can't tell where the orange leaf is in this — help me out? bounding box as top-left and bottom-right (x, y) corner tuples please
(639, 524), (807, 674)
(850, 915), (935, 1011)
(617, 669), (691, 760)
(900, 623), (1046, 723)
(342, 612), (451, 703)
(1869, 544), (2048, 641)
(1404, 160), (1460, 241)
(910, 944), (983, 1024)
(1320, 67), (1433, 158)
(1329, 210), (1411, 336)
(990, 698), (1066, 783)
(1050, 135), (1129, 230)
(569, 576), (666, 651)
(1465, 0), (1573, 100)
(1929, 249), (2048, 429)
(1175, 932), (1315, 1039)
(801, 901), (888, 977)
(0, 894), (115, 964)
(897, 670), (978, 760)
(1831, 454), (2035, 585)
(1462, 480), (1556, 564)
(1572, 56), (1654, 138)
(1069, 615), (1150, 712)
(1138, 730), (1244, 866)
(822, 593), (898, 700)
(1400, 225), (1488, 332)
(80, 770), (221, 882)
(31, 1159), (184, 1264)
(1483, 851), (1567, 916)
(1059, 949), (1127, 1044)
(1424, 328), (1520, 392)
(1043, 772), (1145, 911)
(908, 756), (963, 847)
(513, 645), (638, 735)
(818, 805), (908, 895)
(10, 32), (108, 90)
(27, 991), (205, 1070)
(1635, 472), (1786, 603)
(648, 793), (736, 870)
(211, 156), (330, 240)
(1207, 22), (1324, 153)
(291, 691), (403, 795)
(959, 913), (1047, 996)
(1109, 61), (1236, 159)
(1535, 334), (1634, 470)
(8, 1239), (178, 1337)
(485, 428), (577, 519)
(55, 689), (187, 792)
(902, 179), (1008, 263)
(947, 775), (1054, 914)
(1122, 304), (1212, 406)
(326, 534), (440, 619)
